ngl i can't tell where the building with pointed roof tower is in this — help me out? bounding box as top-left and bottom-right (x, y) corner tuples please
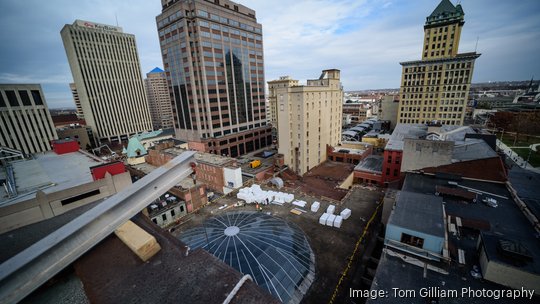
(397, 0), (480, 126)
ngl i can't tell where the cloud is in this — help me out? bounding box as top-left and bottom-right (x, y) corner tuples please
(0, 73), (72, 85)
(1, 0), (539, 108)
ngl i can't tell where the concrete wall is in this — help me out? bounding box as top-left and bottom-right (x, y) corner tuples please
(380, 95), (399, 129)
(339, 172), (354, 189)
(401, 139), (454, 172)
(223, 167), (242, 194)
(150, 203), (187, 227)
(0, 171), (132, 234)
(480, 247), (540, 295)
(385, 223), (444, 255)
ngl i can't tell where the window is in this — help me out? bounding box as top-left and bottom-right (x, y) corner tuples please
(162, 214), (167, 221)
(197, 10), (208, 18)
(400, 233), (425, 248)
(171, 209), (176, 217)
(5, 90), (18, 106)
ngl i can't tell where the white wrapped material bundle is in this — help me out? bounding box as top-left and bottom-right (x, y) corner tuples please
(333, 216), (343, 228)
(285, 194), (294, 203)
(327, 204), (335, 215)
(319, 213), (329, 225)
(340, 208), (351, 220)
(292, 200), (307, 208)
(326, 214), (336, 226)
(310, 201), (320, 212)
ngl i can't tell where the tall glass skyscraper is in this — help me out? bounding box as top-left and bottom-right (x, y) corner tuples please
(157, 0), (271, 157)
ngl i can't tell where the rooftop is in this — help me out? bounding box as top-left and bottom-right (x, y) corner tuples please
(160, 147), (237, 167)
(0, 151), (103, 206)
(147, 67), (164, 74)
(403, 173), (540, 275)
(354, 155), (384, 174)
(180, 211), (315, 303)
(130, 162), (201, 190)
(285, 161), (353, 201)
(425, 0), (464, 27)
(370, 172), (540, 303)
(388, 191), (445, 238)
(385, 124), (493, 159)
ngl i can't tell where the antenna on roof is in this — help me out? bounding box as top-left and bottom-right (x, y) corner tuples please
(115, 13), (119, 27)
(474, 36), (479, 52)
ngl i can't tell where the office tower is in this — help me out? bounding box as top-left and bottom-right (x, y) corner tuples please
(0, 84), (58, 154)
(69, 83), (84, 119)
(61, 20), (152, 144)
(268, 70), (343, 175)
(156, 0), (271, 157)
(397, 0), (480, 126)
(144, 67), (174, 129)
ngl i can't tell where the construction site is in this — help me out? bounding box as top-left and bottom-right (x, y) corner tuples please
(170, 183), (383, 303)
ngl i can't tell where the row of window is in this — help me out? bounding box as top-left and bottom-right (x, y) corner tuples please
(197, 9), (262, 34)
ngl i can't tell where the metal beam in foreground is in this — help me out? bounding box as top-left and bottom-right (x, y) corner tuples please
(0, 151), (196, 304)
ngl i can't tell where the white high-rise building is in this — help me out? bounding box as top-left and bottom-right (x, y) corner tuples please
(0, 84), (58, 154)
(61, 20), (152, 143)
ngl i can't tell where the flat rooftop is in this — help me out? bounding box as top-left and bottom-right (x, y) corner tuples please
(161, 147), (237, 168)
(130, 162), (202, 190)
(385, 124), (478, 152)
(354, 155), (383, 174)
(403, 173), (540, 275)
(282, 161), (354, 201)
(388, 191), (445, 238)
(369, 172), (540, 303)
(172, 185), (383, 303)
(385, 124), (427, 151)
(0, 151), (103, 206)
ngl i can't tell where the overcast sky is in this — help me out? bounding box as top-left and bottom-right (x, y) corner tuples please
(0, 0), (539, 108)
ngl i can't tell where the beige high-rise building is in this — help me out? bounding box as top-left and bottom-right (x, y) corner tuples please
(397, 0), (480, 126)
(268, 70), (343, 175)
(0, 84), (58, 154)
(69, 83), (83, 119)
(144, 67), (174, 130)
(156, 0), (271, 157)
(61, 20), (152, 144)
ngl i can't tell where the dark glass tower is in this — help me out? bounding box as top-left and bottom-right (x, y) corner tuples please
(156, 0), (271, 156)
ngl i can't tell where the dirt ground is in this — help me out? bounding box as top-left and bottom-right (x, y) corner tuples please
(171, 185), (384, 303)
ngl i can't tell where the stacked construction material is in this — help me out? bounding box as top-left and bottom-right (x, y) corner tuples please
(340, 208), (351, 220)
(292, 200), (307, 208)
(310, 201), (320, 212)
(236, 185), (294, 205)
(319, 213), (329, 225)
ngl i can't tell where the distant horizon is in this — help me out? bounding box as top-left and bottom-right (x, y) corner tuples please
(44, 79), (539, 109)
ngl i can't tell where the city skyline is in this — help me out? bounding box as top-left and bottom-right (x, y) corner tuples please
(0, 0), (539, 108)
